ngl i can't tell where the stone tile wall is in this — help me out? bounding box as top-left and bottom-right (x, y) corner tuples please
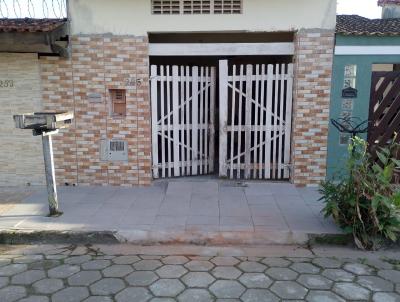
(37, 30), (335, 187)
(292, 29), (335, 186)
(40, 35), (151, 186)
(0, 53), (45, 186)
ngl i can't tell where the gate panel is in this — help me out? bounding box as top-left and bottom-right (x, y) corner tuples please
(368, 71), (400, 153)
(151, 65), (216, 179)
(219, 60), (294, 180)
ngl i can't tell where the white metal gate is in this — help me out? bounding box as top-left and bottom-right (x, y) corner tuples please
(219, 60), (294, 180)
(150, 65), (216, 178)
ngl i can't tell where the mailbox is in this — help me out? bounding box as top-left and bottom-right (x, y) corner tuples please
(13, 111), (73, 136)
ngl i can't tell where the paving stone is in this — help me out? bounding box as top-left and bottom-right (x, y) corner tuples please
(291, 263), (320, 274)
(52, 287), (89, 302)
(177, 289), (214, 302)
(29, 260), (60, 270)
(0, 264), (27, 276)
(311, 258), (342, 269)
(287, 258), (312, 263)
(297, 274), (333, 290)
(333, 282), (370, 300)
(134, 260), (163, 271)
(83, 297), (113, 302)
(18, 296), (49, 302)
(261, 258), (291, 267)
(46, 255), (68, 260)
(185, 260), (214, 271)
(32, 278), (64, 294)
(212, 266), (242, 279)
(90, 278), (126, 295)
(211, 257), (240, 266)
(343, 263), (374, 275)
(372, 292), (400, 302)
(150, 279), (185, 297)
(48, 265), (80, 278)
(11, 270), (45, 285)
(270, 281), (308, 299)
(115, 287), (153, 302)
(322, 269), (354, 282)
(265, 267), (298, 280)
(0, 258), (11, 267)
(125, 271), (159, 286)
(14, 255), (44, 264)
(64, 255), (92, 265)
(156, 265), (188, 278)
(140, 255), (163, 260)
(162, 256), (189, 265)
(112, 256), (141, 265)
(241, 289), (279, 302)
(364, 258), (393, 270)
(68, 271), (102, 286)
(82, 260), (111, 270)
(239, 273), (272, 288)
(238, 261), (266, 273)
(357, 275), (394, 291)
(209, 280), (245, 299)
(378, 269), (400, 283)
(0, 285), (27, 302)
(0, 276), (9, 288)
(102, 265), (133, 277)
(181, 272), (215, 288)
(150, 298), (176, 302)
(306, 290), (345, 302)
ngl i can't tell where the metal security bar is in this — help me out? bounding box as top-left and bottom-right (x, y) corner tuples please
(0, 0), (67, 18)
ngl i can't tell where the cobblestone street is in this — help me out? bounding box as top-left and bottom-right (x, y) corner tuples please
(0, 245), (400, 301)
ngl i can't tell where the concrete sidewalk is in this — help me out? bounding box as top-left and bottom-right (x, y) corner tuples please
(0, 180), (342, 245)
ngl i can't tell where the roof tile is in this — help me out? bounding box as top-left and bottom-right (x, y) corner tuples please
(0, 18), (67, 33)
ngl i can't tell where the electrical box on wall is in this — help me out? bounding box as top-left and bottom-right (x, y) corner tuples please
(100, 140), (128, 161)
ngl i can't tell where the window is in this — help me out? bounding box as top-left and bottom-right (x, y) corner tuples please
(110, 89), (126, 116)
(152, 0), (242, 14)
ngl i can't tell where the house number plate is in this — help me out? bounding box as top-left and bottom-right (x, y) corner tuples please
(0, 80), (14, 88)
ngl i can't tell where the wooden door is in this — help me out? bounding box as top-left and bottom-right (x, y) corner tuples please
(368, 71), (400, 152)
(219, 60), (294, 180)
(150, 65), (216, 178)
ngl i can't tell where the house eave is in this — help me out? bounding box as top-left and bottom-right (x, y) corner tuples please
(0, 22), (69, 57)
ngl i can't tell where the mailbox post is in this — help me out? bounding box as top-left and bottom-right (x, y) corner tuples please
(13, 112), (74, 216)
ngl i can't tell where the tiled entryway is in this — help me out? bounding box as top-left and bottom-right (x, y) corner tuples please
(0, 180), (341, 244)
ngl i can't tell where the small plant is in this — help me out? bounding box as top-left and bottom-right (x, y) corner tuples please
(320, 136), (400, 250)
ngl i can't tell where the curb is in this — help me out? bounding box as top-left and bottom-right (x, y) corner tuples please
(0, 229), (351, 246)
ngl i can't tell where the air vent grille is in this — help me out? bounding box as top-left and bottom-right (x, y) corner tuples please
(152, 0), (241, 14)
(183, 0), (211, 14)
(152, 0), (181, 14)
(214, 0), (242, 14)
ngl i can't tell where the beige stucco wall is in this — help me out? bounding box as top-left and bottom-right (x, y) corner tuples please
(69, 0), (336, 36)
(0, 53), (45, 186)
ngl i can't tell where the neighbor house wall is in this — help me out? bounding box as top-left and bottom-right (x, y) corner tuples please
(327, 35), (400, 180)
(0, 53), (45, 186)
(69, 0), (336, 35)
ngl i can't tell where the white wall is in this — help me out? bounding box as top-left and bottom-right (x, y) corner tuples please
(69, 0), (336, 36)
(0, 53), (45, 186)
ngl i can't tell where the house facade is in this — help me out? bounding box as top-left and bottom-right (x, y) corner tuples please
(1, 0), (336, 187)
(327, 0), (400, 179)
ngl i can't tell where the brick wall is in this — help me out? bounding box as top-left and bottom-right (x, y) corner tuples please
(0, 53), (45, 186)
(292, 29), (335, 186)
(40, 35), (152, 186)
